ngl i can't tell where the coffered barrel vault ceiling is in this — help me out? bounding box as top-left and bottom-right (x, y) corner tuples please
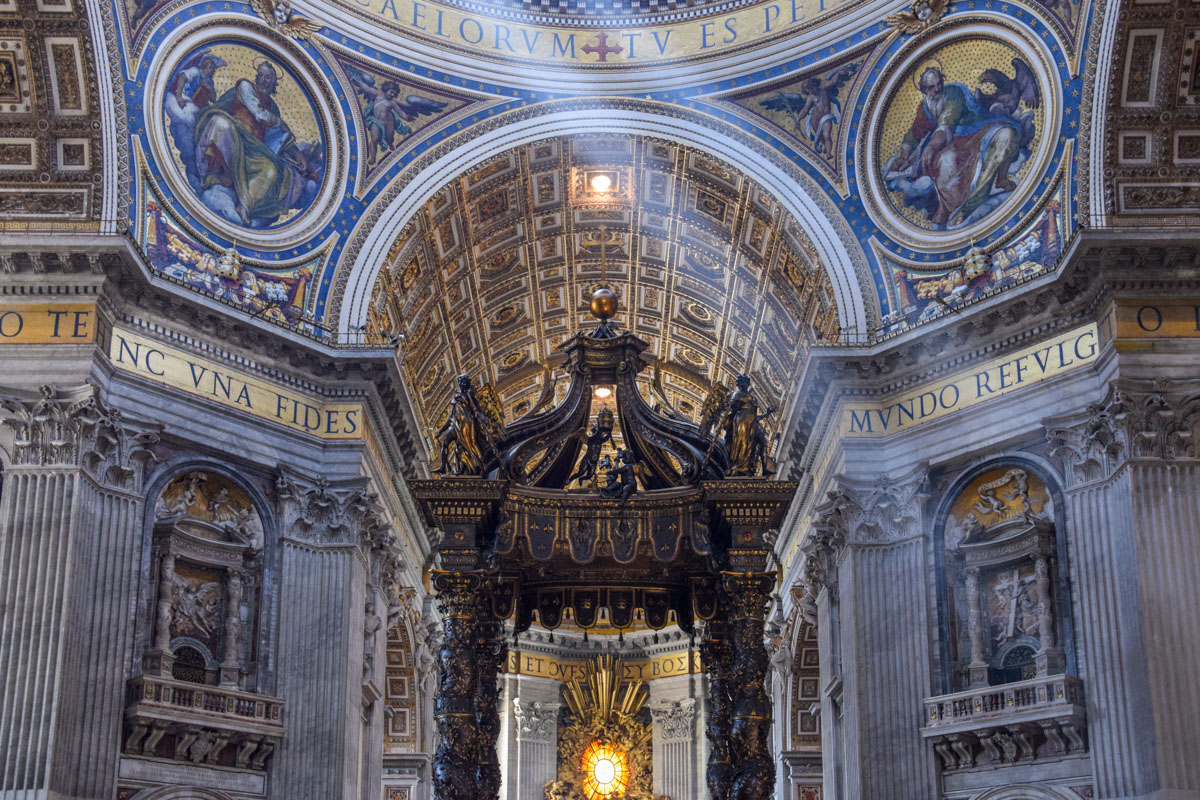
(365, 135), (839, 437)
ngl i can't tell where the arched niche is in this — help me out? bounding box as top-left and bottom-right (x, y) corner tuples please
(969, 784), (1082, 800)
(129, 787), (236, 800)
(141, 470), (266, 690)
(938, 463), (1073, 691)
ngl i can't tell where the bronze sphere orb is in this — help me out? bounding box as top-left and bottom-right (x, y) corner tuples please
(590, 287), (618, 320)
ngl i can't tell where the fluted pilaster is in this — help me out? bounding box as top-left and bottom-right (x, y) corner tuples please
(0, 384), (158, 799)
(1047, 379), (1200, 797)
(269, 470), (396, 800)
(650, 698), (697, 800)
(800, 468), (937, 800)
(511, 693), (559, 799)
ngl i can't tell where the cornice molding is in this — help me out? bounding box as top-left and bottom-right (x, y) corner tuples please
(783, 233), (1200, 472)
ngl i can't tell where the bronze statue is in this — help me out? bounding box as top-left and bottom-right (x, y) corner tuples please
(567, 407), (614, 487)
(432, 374), (494, 476)
(722, 375), (775, 477)
(544, 780), (576, 800)
(600, 448), (641, 502)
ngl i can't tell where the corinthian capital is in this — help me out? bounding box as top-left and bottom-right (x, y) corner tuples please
(1046, 378), (1200, 485)
(512, 698), (558, 742)
(276, 469), (382, 546)
(797, 466), (928, 622)
(650, 699), (696, 742)
(0, 383), (159, 489)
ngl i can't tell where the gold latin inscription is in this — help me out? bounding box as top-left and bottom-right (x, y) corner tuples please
(108, 327), (364, 440)
(842, 323), (1100, 437)
(1113, 299), (1200, 339)
(326, 0), (858, 67)
(0, 302), (96, 344)
(505, 648), (701, 682)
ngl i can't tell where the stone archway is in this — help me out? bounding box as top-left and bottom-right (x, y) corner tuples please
(971, 785), (1083, 800)
(336, 105), (871, 339)
(129, 786), (237, 800)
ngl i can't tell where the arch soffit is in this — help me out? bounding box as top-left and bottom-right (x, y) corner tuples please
(971, 785), (1081, 800)
(129, 787), (236, 800)
(337, 105), (872, 338)
(142, 456), (276, 537)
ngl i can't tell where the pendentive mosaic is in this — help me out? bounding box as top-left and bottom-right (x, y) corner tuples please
(99, 0), (1091, 343)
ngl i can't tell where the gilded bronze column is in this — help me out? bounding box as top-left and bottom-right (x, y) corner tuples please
(432, 571), (484, 800)
(474, 593), (507, 800)
(725, 573), (776, 800)
(701, 613), (735, 800)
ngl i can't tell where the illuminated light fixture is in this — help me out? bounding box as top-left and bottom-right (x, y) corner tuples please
(593, 386), (612, 399)
(589, 173), (613, 193)
(581, 741), (629, 800)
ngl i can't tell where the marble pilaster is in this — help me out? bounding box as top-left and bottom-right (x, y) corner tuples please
(649, 696), (697, 800)
(268, 469), (395, 800)
(800, 468), (938, 800)
(1047, 379), (1200, 798)
(0, 383), (158, 800)
(509, 687), (560, 800)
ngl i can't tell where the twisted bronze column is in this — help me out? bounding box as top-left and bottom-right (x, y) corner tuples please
(701, 613), (735, 800)
(725, 573), (776, 800)
(474, 591), (507, 800)
(432, 572), (484, 800)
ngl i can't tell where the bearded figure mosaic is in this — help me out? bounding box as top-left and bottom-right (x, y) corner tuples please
(163, 42), (326, 230)
(878, 39), (1045, 231)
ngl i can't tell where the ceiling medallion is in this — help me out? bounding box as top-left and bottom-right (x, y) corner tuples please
(146, 25), (343, 249)
(860, 20), (1061, 251)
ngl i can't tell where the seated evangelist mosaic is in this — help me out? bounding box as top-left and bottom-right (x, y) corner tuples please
(163, 42), (326, 230)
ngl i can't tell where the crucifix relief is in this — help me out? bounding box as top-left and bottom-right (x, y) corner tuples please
(410, 290), (797, 800)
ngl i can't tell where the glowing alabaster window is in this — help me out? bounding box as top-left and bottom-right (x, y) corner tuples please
(581, 740), (629, 799)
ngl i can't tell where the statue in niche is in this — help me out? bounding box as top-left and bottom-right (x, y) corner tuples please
(171, 574), (222, 640)
(989, 568), (1039, 643)
(363, 599), (383, 679)
(433, 374), (500, 476)
(945, 466), (1061, 687)
(567, 408), (614, 487)
(722, 375), (775, 477)
(599, 449), (641, 502)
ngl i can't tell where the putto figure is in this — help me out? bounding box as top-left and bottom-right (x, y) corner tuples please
(722, 374), (775, 477)
(883, 59), (1041, 229)
(433, 374), (495, 476)
(567, 407), (615, 487)
(761, 63), (858, 156)
(347, 66), (448, 167)
(599, 449), (641, 502)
